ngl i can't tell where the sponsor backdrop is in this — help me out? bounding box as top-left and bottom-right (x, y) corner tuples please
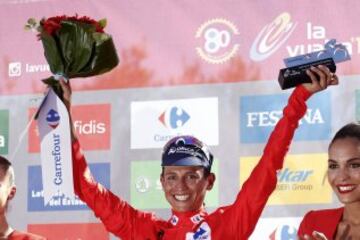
(0, 0), (358, 239)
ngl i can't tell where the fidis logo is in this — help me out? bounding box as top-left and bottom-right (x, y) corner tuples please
(240, 153), (332, 205)
(159, 106), (190, 129)
(131, 98), (219, 149)
(28, 223), (109, 240)
(130, 160), (219, 209)
(0, 110), (9, 155)
(28, 104), (110, 152)
(269, 225), (297, 240)
(250, 12), (297, 62)
(28, 163), (110, 211)
(356, 90), (360, 122)
(46, 109), (60, 129)
(240, 91), (331, 143)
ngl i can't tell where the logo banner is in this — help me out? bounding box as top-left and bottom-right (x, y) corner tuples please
(131, 97), (219, 149)
(36, 89), (73, 204)
(0, 110), (9, 155)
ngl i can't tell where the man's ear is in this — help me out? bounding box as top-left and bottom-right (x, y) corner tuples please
(7, 186), (16, 201)
(206, 173), (216, 191)
(160, 174), (165, 188)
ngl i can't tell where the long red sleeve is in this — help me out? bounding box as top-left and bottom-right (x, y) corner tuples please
(72, 140), (165, 239)
(206, 85), (311, 239)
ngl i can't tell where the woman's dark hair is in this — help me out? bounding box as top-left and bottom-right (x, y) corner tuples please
(329, 122), (360, 148)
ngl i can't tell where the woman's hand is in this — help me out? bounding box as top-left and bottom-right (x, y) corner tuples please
(298, 231), (328, 240)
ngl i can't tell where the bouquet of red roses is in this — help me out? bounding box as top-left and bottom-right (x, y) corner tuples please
(25, 15), (119, 96)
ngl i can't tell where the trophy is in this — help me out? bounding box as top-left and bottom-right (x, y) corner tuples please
(278, 39), (351, 90)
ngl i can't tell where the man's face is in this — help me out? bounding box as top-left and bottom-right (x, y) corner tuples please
(160, 166), (215, 212)
(0, 169), (15, 214)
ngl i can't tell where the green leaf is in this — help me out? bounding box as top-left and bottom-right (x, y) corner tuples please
(24, 24), (32, 31)
(40, 32), (65, 74)
(92, 32), (110, 44)
(58, 21), (95, 76)
(71, 36), (119, 78)
(27, 18), (37, 26)
(98, 18), (107, 29)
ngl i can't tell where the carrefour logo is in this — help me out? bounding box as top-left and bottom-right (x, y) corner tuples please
(46, 109), (60, 129)
(250, 12), (297, 62)
(131, 98), (219, 149)
(269, 225), (297, 240)
(240, 91), (331, 143)
(0, 110), (9, 155)
(159, 106), (190, 129)
(186, 222), (211, 240)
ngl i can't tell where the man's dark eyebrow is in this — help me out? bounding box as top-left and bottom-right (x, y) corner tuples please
(347, 158), (360, 162)
(328, 157), (360, 162)
(164, 168), (202, 175)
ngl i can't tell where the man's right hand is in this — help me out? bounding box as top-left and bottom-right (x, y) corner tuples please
(58, 78), (72, 112)
(58, 78), (77, 141)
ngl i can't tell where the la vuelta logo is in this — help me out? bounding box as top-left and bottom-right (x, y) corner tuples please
(250, 12), (297, 61)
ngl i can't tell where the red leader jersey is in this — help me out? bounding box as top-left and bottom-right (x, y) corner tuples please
(72, 86), (311, 240)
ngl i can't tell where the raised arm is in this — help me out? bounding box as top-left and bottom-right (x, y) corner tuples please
(58, 80), (161, 239)
(211, 66), (338, 238)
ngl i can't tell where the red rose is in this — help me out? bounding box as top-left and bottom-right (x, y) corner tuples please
(41, 15), (104, 36)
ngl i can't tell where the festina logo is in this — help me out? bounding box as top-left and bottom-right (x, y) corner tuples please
(246, 108), (324, 127)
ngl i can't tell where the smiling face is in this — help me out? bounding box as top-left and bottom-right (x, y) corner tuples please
(328, 137), (360, 205)
(160, 166), (215, 212)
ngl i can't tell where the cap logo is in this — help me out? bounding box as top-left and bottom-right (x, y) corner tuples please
(167, 146), (204, 159)
(168, 147), (177, 155)
(175, 137), (186, 145)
